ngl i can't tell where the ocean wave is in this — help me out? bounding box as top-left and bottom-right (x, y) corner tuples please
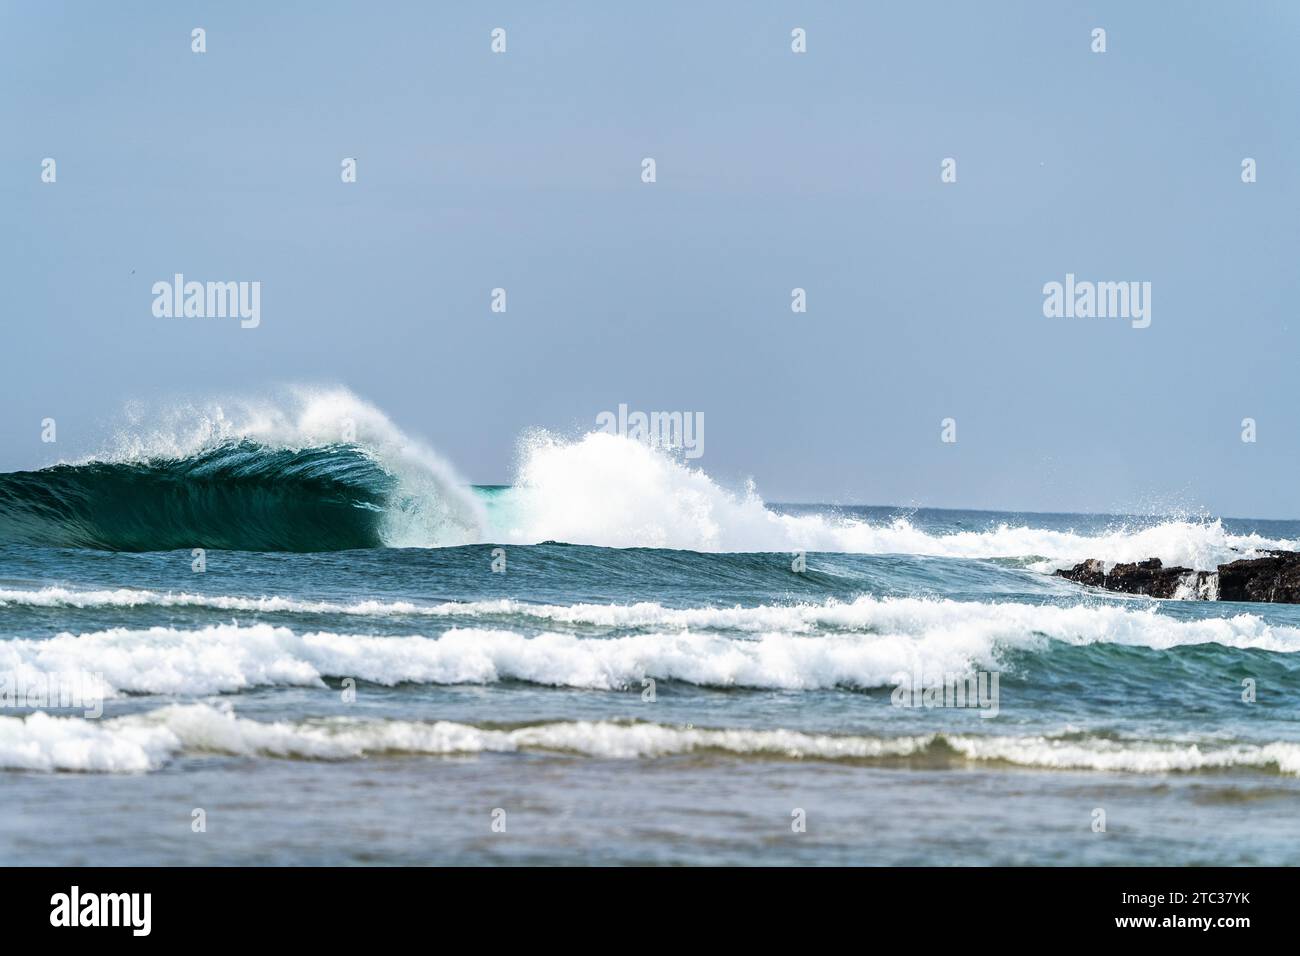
(1, 599), (1295, 698)
(0, 387), (483, 552)
(0, 390), (1291, 562)
(5, 589), (1298, 649)
(2, 621), (985, 695)
(3, 702), (1297, 775)
(0, 586), (449, 616)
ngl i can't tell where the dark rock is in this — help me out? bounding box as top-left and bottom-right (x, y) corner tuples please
(1057, 558), (1106, 588)
(1054, 556), (1205, 599)
(1055, 550), (1300, 604)
(1100, 558), (1201, 599)
(1218, 552), (1300, 603)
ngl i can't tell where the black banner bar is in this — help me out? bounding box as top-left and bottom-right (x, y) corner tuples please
(1, 866), (1282, 940)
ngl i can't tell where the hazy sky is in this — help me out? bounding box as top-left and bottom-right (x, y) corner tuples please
(3, 1), (1298, 516)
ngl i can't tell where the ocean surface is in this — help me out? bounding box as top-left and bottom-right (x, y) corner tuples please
(1, 390), (1298, 865)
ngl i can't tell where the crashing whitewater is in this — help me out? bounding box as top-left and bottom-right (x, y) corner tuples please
(0, 387), (1291, 567)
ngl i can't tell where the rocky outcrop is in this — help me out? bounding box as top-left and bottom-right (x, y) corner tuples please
(1055, 550), (1300, 603)
(1217, 552), (1300, 603)
(1061, 558), (1106, 588)
(1068, 557), (1200, 599)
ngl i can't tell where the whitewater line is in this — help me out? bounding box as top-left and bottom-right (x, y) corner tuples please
(3, 702), (1298, 775)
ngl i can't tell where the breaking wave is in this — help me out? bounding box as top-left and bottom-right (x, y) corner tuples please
(2, 598), (1296, 699)
(0, 389), (1290, 565)
(3, 702), (1297, 775)
(492, 431), (1294, 569)
(0, 388), (483, 551)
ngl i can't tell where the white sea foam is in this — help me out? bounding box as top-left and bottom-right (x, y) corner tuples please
(2, 703), (1297, 775)
(0, 586), (442, 616)
(5, 590), (1299, 651)
(1, 598), (1295, 699)
(495, 431), (1292, 568)
(5, 581), (1295, 647)
(0, 704), (934, 772)
(0, 620), (995, 695)
(943, 734), (1300, 775)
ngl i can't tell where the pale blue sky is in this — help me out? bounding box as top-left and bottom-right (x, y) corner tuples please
(3, 1), (1298, 516)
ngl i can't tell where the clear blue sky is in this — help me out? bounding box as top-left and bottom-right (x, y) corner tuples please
(3, 1), (1298, 516)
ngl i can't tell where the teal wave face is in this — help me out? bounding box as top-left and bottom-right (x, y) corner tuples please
(0, 441), (396, 552)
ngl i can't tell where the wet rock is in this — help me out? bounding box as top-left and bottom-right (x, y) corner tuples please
(1105, 558), (1196, 599)
(1055, 551), (1300, 603)
(1217, 551), (1300, 603)
(1058, 558), (1106, 588)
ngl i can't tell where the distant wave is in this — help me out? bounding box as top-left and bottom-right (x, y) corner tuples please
(3, 702), (1298, 774)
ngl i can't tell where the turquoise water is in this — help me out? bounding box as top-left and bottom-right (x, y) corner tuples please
(1, 435), (1298, 864)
